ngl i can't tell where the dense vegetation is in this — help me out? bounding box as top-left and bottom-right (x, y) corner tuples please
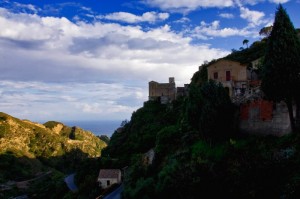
(105, 65), (300, 198)
(101, 5), (300, 199)
(103, 75), (300, 199)
(100, 74), (300, 198)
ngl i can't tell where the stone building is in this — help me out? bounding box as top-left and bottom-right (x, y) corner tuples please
(148, 77), (189, 104)
(176, 84), (189, 98)
(207, 58), (291, 136)
(207, 59), (253, 98)
(148, 77), (176, 104)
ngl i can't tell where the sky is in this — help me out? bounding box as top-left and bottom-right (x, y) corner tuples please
(0, 0), (299, 122)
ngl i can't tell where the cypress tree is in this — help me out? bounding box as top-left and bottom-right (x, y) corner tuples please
(261, 4), (300, 132)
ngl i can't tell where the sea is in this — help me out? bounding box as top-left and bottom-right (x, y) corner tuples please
(61, 120), (121, 137)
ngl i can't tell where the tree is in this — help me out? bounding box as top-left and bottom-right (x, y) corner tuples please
(190, 61), (209, 87)
(186, 80), (235, 141)
(259, 26), (273, 38)
(261, 4), (300, 132)
(120, 119), (129, 127)
(243, 39), (249, 48)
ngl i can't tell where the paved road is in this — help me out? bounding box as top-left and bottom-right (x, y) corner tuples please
(64, 173), (78, 192)
(104, 184), (123, 199)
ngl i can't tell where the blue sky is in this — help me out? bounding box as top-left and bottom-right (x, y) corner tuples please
(0, 0), (299, 122)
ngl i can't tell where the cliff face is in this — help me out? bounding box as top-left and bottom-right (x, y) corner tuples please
(0, 112), (107, 159)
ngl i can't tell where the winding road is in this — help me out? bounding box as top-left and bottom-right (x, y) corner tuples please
(64, 173), (78, 192)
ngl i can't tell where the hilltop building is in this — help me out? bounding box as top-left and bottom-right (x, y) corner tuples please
(148, 77), (188, 104)
(207, 58), (292, 136)
(207, 59), (259, 99)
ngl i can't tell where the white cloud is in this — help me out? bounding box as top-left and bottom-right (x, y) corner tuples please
(240, 6), (266, 27)
(13, 2), (39, 14)
(98, 11), (169, 24)
(144, 0), (289, 13)
(219, 13), (235, 19)
(144, 0), (234, 13)
(0, 8), (229, 121)
(174, 17), (191, 23)
(235, 0), (289, 6)
(189, 20), (257, 39)
(0, 81), (143, 121)
(239, 0), (264, 5)
(269, 0), (289, 3)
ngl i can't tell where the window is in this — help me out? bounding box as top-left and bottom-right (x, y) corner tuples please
(107, 180), (110, 186)
(226, 71), (231, 81)
(213, 72), (218, 79)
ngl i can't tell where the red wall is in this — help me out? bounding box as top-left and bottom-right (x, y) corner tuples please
(240, 100), (273, 121)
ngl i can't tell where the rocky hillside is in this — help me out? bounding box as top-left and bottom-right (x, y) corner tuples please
(0, 112), (108, 198)
(0, 112), (106, 159)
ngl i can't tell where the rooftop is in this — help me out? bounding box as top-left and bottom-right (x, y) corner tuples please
(98, 169), (121, 179)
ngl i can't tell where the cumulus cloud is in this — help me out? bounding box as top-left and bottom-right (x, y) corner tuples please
(0, 7), (229, 120)
(0, 8), (227, 82)
(98, 11), (169, 24)
(189, 20), (257, 40)
(0, 81), (144, 121)
(144, 0), (289, 13)
(240, 6), (266, 27)
(144, 0), (234, 13)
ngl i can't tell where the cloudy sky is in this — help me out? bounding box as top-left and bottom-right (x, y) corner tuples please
(0, 0), (299, 122)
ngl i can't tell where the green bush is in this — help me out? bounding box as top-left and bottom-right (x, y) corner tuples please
(191, 140), (228, 162)
(155, 125), (181, 154)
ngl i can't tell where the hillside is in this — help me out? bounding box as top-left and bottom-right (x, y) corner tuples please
(0, 112), (107, 198)
(0, 112), (106, 159)
(101, 36), (300, 198)
(103, 87), (300, 199)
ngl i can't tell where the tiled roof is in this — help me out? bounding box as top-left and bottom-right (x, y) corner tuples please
(98, 169), (121, 179)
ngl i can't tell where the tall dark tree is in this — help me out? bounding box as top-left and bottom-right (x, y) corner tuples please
(186, 80), (235, 141)
(261, 4), (300, 132)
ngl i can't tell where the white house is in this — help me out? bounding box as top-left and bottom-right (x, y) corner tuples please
(97, 169), (122, 189)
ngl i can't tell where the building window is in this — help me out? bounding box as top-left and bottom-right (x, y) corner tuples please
(226, 71), (231, 81)
(213, 72), (218, 79)
(107, 180), (110, 186)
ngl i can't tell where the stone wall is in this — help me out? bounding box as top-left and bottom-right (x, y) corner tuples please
(239, 100), (292, 136)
